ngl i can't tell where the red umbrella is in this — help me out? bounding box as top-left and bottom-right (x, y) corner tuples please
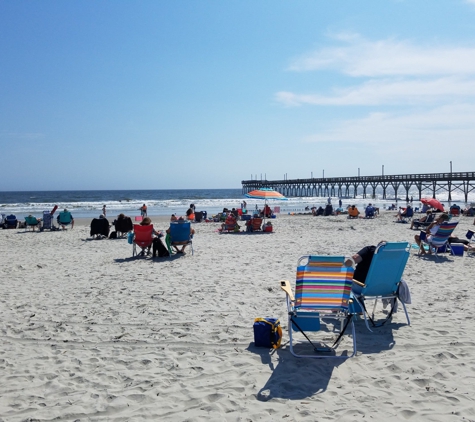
(421, 198), (444, 212)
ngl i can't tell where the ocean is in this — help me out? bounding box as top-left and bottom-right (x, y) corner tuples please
(0, 188), (472, 220)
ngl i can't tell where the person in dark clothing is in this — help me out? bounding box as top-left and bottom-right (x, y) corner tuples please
(351, 245), (377, 284)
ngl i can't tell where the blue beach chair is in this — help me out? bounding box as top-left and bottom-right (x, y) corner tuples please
(351, 242), (411, 332)
(24, 215), (41, 231)
(280, 255), (356, 359)
(169, 221), (193, 255)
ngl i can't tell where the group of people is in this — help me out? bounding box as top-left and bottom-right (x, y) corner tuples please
(139, 216), (194, 256)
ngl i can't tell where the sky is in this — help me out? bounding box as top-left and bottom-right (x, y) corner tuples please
(1, 0), (475, 190)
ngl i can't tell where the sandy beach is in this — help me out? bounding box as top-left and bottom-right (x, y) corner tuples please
(1, 211), (474, 421)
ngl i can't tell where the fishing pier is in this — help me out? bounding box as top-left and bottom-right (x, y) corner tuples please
(242, 171), (475, 202)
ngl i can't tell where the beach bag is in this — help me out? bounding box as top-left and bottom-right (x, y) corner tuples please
(109, 231), (117, 239)
(253, 318), (282, 349)
(127, 231), (134, 244)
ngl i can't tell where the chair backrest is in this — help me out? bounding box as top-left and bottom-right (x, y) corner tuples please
(360, 242), (410, 297)
(430, 222), (458, 247)
(43, 211), (53, 229)
(251, 218), (262, 230)
(425, 213), (435, 224)
(58, 211), (72, 224)
(169, 221), (191, 243)
(450, 208), (460, 216)
(133, 224), (154, 246)
(115, 217), (133, 233)
(25, 216), (39, 225)
(406, 207), (414, 217)
(295, 256), (353, 311)
(6, 214), (17, 222)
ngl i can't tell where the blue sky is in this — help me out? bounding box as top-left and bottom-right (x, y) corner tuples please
(1, 0), (475, 190)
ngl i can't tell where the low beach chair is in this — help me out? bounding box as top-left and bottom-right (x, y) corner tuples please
(90, 218), (110, 239)
(280, 255), (356, 359)
(249, 217), (263, 232)
(25, 216), (41, 231)
(114, 216), (133, 237)
(57, 210), (73, 229)
(419, 222), (458, 257)
(351, 242), (411, 332)
(4, 214), (18, 229)
(412, 213), (434, 230)
(132, 224), (154, 257)
(169, 221), (193, 255)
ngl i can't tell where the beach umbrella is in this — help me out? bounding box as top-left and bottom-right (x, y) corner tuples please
(245, 188), (288, 225)
(421, 198), (444, 212)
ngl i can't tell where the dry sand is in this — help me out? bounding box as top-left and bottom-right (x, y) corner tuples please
(1, 212), (474, 421)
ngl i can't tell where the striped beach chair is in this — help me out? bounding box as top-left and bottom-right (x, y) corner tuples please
(280, 255), (356, 359)
(420, 222), (458, 256)
(351, 242), (411, 332)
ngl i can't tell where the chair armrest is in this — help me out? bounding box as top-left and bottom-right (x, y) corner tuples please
(352, 279), (365, 287)
(280, 280), (295, 302)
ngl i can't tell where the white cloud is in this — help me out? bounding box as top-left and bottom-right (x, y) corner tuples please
(276, 76), (475, 106)
(303, 104), (475, 146)
(289, 34), (475, 77)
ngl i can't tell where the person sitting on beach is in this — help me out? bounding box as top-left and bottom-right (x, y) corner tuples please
(262, 204), (272, 218)
(414, 213), (450, 254)
(186, 207), (195, 221)
(344, 240), (387, 292)
(112, 213), (133, 237)
(140, 217), (165, 256)
(57, 209), (74, 229)
(167, 216), (195, 253)
(170, 214), (178, 222)
(348, 205), (359, 219)
(410, 210), (432, 230)
(365, 204), (376, 218)
(221, 213), (238, 232)
(396, 205), (413, 221)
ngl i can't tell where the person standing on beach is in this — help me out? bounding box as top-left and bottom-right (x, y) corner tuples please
(140, 204), (147, 217)
(102, 205), (106, 217)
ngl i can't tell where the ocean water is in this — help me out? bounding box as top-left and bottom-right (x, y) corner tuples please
(0, 188), (472, 220)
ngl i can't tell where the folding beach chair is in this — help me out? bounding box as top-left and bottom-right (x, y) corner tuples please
(4, 214), (18, 229)
(132, 224), (154, 257)
(419, 222), (458, 257)
(169, 221), (193, 255)
(57, 211), (73, 229)
(42, 211), (54, 230)
(90, 218), (110, 239)
(24, 216), (41, 231)
(351, 242), (411, 332)
(280, 255), (356, 359)
(412, 213), (434, 230)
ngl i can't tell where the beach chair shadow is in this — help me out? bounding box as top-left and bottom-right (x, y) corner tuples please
(247, 343), (345, 399)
